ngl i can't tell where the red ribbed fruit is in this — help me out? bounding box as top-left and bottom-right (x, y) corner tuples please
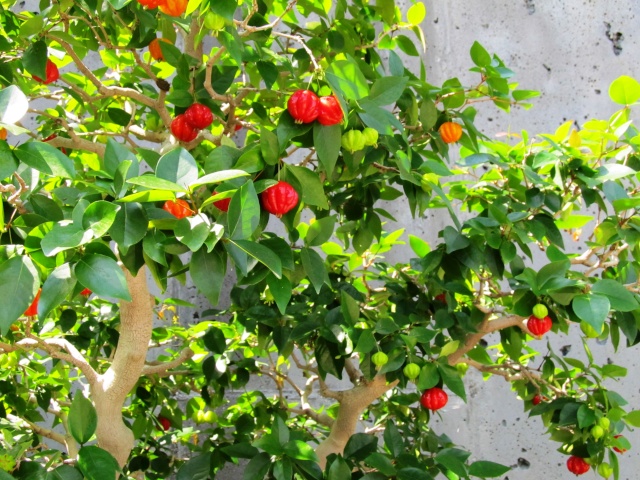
(212, 192), (231, 212)
(33, 59), (59, 84)
(262, 181), (299, 217)
(317, 95), (343, 126)
(527, 315), (552, 337)
(185, 103), (214, 129)
(287, 90), (319, 124)
(24, 289), (41, 317)
(566, 456), (590, 475)
(171, 114), (199, 142)
(420, 387), (448, 411)
(162, 199), (194, 219)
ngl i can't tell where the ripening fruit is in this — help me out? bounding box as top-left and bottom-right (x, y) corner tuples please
(212, 191), (231, 212)
(287, 90), (319, 124)
(0, 128), (7, 141)
(598, 462), (613, 478)
(438, 121), (463, 144)
(527, 315), (552, 337)
(261, 181), (299, 217)
(420, 387), (448, 411)
(162, 199), (194, 219)
(24, 289), (41, 317)
(171, 114), (199, 142)
(185, 103), (214, 129)
(149, 38), (171, 61)
(204, 12), (226, 30)
(317, 95), (343, 126)
(33, 59), (59, 85)
(371, 352), (389, 369)
(532, 303), (548, 319)
(159, 0), (188, 16)
(532, 394), (543, 406)
(566, 456), (590, 475)
(341, 130), (365, 153)
(403, 363), (421, 380)
(80, 288), (92, 297)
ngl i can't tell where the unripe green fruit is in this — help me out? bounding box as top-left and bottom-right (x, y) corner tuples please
(403, 363), (421, 380)
(341, 130), (365, 153)
(591, 425), (605, 440)
(201, 410), (216, 423)
(372, 351), (389, 368)
(532, 303), (548, 319)
(598, 462), (613, 478)
(204, 12), (226, 30)
(580, 321), (603, 338)
(456, 362), (469, 376)
(597, 417), (611, 431)
(362, 127), (378, 147)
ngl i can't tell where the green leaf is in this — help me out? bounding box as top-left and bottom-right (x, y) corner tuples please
(435, 448), (470, 478)
(396, 35), (419, 56)
(409, 235), (430, 257)
(256, 60), (278, 90)
(417, 363), (440, 390)
(577, 404), (596, 428)
(419, 99), (438, 130)
(358, 100), (404, 135)
(313, 123), (341, 177)
(74, 254), (131, 301)
(266, 273), (291, 314)
(126, 175), (186, 192)
(305, 215), (336, 247)
(0, 85), (29, 124)
(300, 247), (328, 294)
(228, 181), (260, 240)
(243, 452), (271, 480)
(0, 141), (18, 180)
(572, 293), (610, 334)
(368, 76), (408, 106)
(41, 223), (93, 256)
(260, 127), (279, 166)
(397, 467), (432, 480)
(104, 138), (137, 178)
(625, 410), (640, 427)
(190, 248), (226, 306)
(175, 215), (210, 251)
(109, 202), (148, 249)
(406, 2), (426, 25)
(23, 39), (48, 80)
(76, 446), (119, 480)
(443, 226), (470, 253)
(15, 142), (76, 178)
(327, 456), (351, 480)
(68, 392), (97, 444)
(156, 148), (198, 189)
(468, 460), (511, 478)
(343, 433), (378, 461)
(0, 255), (39, 334)
(47, 465), (84, 480)
(273, 458), (293, 480)
(591, 279), (638, 312)
(470, 41), (491, 67)
(176, 454), (211, 480)
(609, 75), (640, 105)
(189, 169), (250, 189)
(286, 165), (329, 209)
(231, 239), (282, 278)
(326, 58), (369, 100)
(438, 364), (466, 401)
(383, 422), (404, 457)
(39, 263), (76, 319)
(83, 201), (120, 237)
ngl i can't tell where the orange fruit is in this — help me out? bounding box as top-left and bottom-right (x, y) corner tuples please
(149, 38), (171, 61)
(438, 121), (463, 144)
(0, 128), (7, 141)
(159, 0), (187, 16)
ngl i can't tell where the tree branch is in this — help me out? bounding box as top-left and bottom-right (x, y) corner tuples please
(142, 347), (194, 376)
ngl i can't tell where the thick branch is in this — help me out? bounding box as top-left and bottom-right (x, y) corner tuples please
(315, 375), (399, 468)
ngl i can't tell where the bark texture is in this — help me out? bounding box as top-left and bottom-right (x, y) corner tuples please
(91, 268), (154, 467)
(315, 375), (399, 469)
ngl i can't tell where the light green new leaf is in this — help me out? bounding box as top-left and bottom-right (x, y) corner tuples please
(74, 254), (131, 301)
(189, 169), (249, 189)
(127, 175), (186, 192)
(407, 2), (426, 25)
(326, 59), (369, 100)
(68, 392), (97, 444)
(609, 75), (640, 105)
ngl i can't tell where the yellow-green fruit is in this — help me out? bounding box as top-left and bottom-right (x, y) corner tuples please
(403, 363), (421, 380)
(532, 303), (548, 319)
(204, 12), (226, 31)
(456, 362), (469, 376)
(201, 410), (216, 423)
(195, 410), (206, 424)
(362, 127), (379, 147)
(597, 417), (611, 431)
(341, 130), (365, 153)
(580, 321), (603, 338)
(0, 453), (15, 472)
(371, 352), (388, 368)
(598, 463), (613, 478)
(591, 425), (605, 440)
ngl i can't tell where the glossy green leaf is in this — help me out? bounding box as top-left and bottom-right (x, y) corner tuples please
(74, 254), (131, 301)
(572, 293), (610, 334)
(260, 127), (279, 166)
(326, 58), (369, 100)
(327, 456), (350, 480)
(266, 272), (291, 314)
(68, 392), (97, 444)
(175, 215), (210, 251)
(189, 169), (249, 189)
(41, 223), (93, 256)
(300, 247), (328, 294)
(190, 248), (226, 306)
(231, 239), (282, 278)
(368, 76), (408, 106)
(0, 85), (29, 124)
(591, 279), (638, 312)
(127, 175), (186, 192)
(77, 446), (119, 480)
(305, 215), (336, 247)
(39, 263), (76, 319)
(0, 255), (39, 333)
(313, 123), (341, 177)
(468, 461), (511, 478)
(407, 2), (426, 25)
(228, 181), (260, 240)
(286, 165), (328, 209)
(176, 454), (211, 480)
(109, 202), (148, 249)
(15, 142), (76, 178)
(435, 448), (470, 478)
(156, 148), (198, 189)
(609, 75), (640, 105)
(83, 201), (120, 237)
(104, 138), (138, 178)
(470, 41), (491, 67)
(23, 39), (48, 79)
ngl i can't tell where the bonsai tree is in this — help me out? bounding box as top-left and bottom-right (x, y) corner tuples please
(0, 0), (639, 479)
